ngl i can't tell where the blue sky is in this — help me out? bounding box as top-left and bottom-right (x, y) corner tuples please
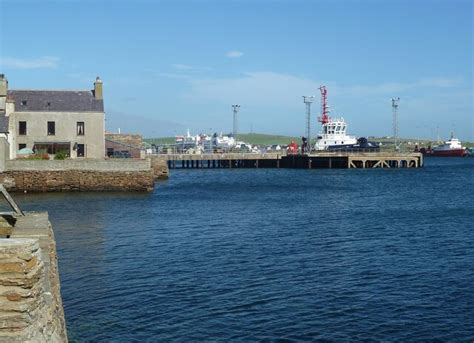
(0, 0), (472, 140)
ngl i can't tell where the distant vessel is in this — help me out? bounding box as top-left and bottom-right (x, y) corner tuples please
(212, 132), (236, 151)
(314, 86), (358, 151)
(430, 133), (467, 157)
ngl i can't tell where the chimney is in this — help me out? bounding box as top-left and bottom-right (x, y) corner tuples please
(0, 74), (7, 97)
(0, 74), (7, 113)
(93, 76), (103, 99)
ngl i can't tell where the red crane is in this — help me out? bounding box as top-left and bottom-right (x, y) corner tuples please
(318, 85), (330, 124)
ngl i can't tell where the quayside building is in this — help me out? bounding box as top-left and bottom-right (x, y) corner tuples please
(0, 74), (105, 159)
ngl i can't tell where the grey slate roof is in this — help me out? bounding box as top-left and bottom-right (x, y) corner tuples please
(0, 115), (9, 133)
(7, 90), (104, 112)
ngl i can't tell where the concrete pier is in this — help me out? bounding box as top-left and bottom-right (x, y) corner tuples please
(151, 152), (423, 169)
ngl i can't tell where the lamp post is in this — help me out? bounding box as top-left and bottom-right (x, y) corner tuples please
(303, 96), (315, 153)
(232, 104), (240, 139)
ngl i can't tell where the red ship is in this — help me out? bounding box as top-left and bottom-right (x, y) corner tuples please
(419, 133), (467, 157)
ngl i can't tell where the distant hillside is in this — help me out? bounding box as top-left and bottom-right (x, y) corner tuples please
(144, 133), (300, 146)
(144, 134), (474, 148)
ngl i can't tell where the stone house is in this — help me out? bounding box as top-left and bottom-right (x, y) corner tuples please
(0, 74), (105, 159)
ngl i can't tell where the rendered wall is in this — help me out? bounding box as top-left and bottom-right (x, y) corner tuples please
(9, 111), (105, 159)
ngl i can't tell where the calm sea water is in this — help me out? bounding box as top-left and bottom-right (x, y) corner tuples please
(14, 157), (474, 342)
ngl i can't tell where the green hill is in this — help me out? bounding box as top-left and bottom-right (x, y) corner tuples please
(144, 134), (474, 148)
(144, 133), (300, 146)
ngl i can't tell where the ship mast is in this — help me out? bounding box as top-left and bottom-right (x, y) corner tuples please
(318, 86), (330, 124)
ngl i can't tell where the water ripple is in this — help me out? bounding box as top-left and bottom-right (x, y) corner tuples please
(14, 157), (474, 342)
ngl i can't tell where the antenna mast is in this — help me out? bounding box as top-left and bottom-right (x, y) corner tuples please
(303, 96), (315, 152)
(232, 104), (240, 138)
(392, 97), (400, 151)
(318, 86), (330, 124)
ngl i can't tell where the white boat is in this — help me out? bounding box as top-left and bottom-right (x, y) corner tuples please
(314, 86), (357, 151)
(314, 117), (357, 150)
(431, 133), (467, 157)
(212, 132), (236, 150)
(176, 130), (211, 152)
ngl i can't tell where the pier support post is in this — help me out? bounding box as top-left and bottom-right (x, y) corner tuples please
(328, 158), (332, 169)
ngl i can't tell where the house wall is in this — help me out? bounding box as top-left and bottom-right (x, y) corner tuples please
(0, 137), (9, 172)
(8, 111), (104, 159)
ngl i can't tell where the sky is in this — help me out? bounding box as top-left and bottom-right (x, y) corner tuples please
(0, 0), (472, 140)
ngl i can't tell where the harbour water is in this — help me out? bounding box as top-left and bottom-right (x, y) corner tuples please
(15, 157), (474, 341)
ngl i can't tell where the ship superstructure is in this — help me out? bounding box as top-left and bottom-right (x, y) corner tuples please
(314, 86), (357, 150)
(431, 132), (467, 157)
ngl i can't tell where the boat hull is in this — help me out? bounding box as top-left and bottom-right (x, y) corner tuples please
(430, 148), (467, 157)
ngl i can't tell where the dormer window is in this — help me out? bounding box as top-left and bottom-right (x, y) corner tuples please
(21, 100), (27, 106)
(47, 102), (51, 106)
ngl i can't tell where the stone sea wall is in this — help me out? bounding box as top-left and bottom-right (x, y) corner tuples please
(150, 158), (169, 180)
(0, 158), (163, 192)
(0, 170), (154, 192)
(0, 213), (67, 342)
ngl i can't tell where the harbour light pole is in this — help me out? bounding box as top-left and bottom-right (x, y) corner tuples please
(232, 105), (240, 138)
(392, 97), (400, 151)
(303, 96), (315, 153)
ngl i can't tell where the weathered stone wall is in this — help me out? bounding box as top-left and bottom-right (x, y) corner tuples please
(105, 133), (142, 147)
(0, 169), (154, 192)
(6, 158), (151, 172)
(1, 158), (156, 192)
(150, 158), (169, 179)
(0, 212), (67, 342)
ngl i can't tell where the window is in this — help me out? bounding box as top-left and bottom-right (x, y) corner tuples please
(35, 143), (70, 156)
(47, 121), (55, 135)
(77, 144), (85, 157)
(47, 102), (51, 106)
(77, 121), (85, 135)
(19, 121), (27, 135)
(21, 100), (27, 106)
(18, 144), (26, 150)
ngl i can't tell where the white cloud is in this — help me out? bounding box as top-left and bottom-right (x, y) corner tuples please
(185, 71), (321, 107)
(181, 71), (471, 139)
(225, 50), (244, 58)
(0, 56), (59, 69)
(342, 77), (463, 96)
(185, 72), (464, 107)
(171, 64), (195, 71)
(161, 64), (212, 78)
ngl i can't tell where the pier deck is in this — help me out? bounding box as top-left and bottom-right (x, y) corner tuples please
(152, 152), (423, 169)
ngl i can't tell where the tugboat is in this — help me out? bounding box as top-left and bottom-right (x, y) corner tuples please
(313, 86), (378, 152)
(430, 133), (467, 157)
